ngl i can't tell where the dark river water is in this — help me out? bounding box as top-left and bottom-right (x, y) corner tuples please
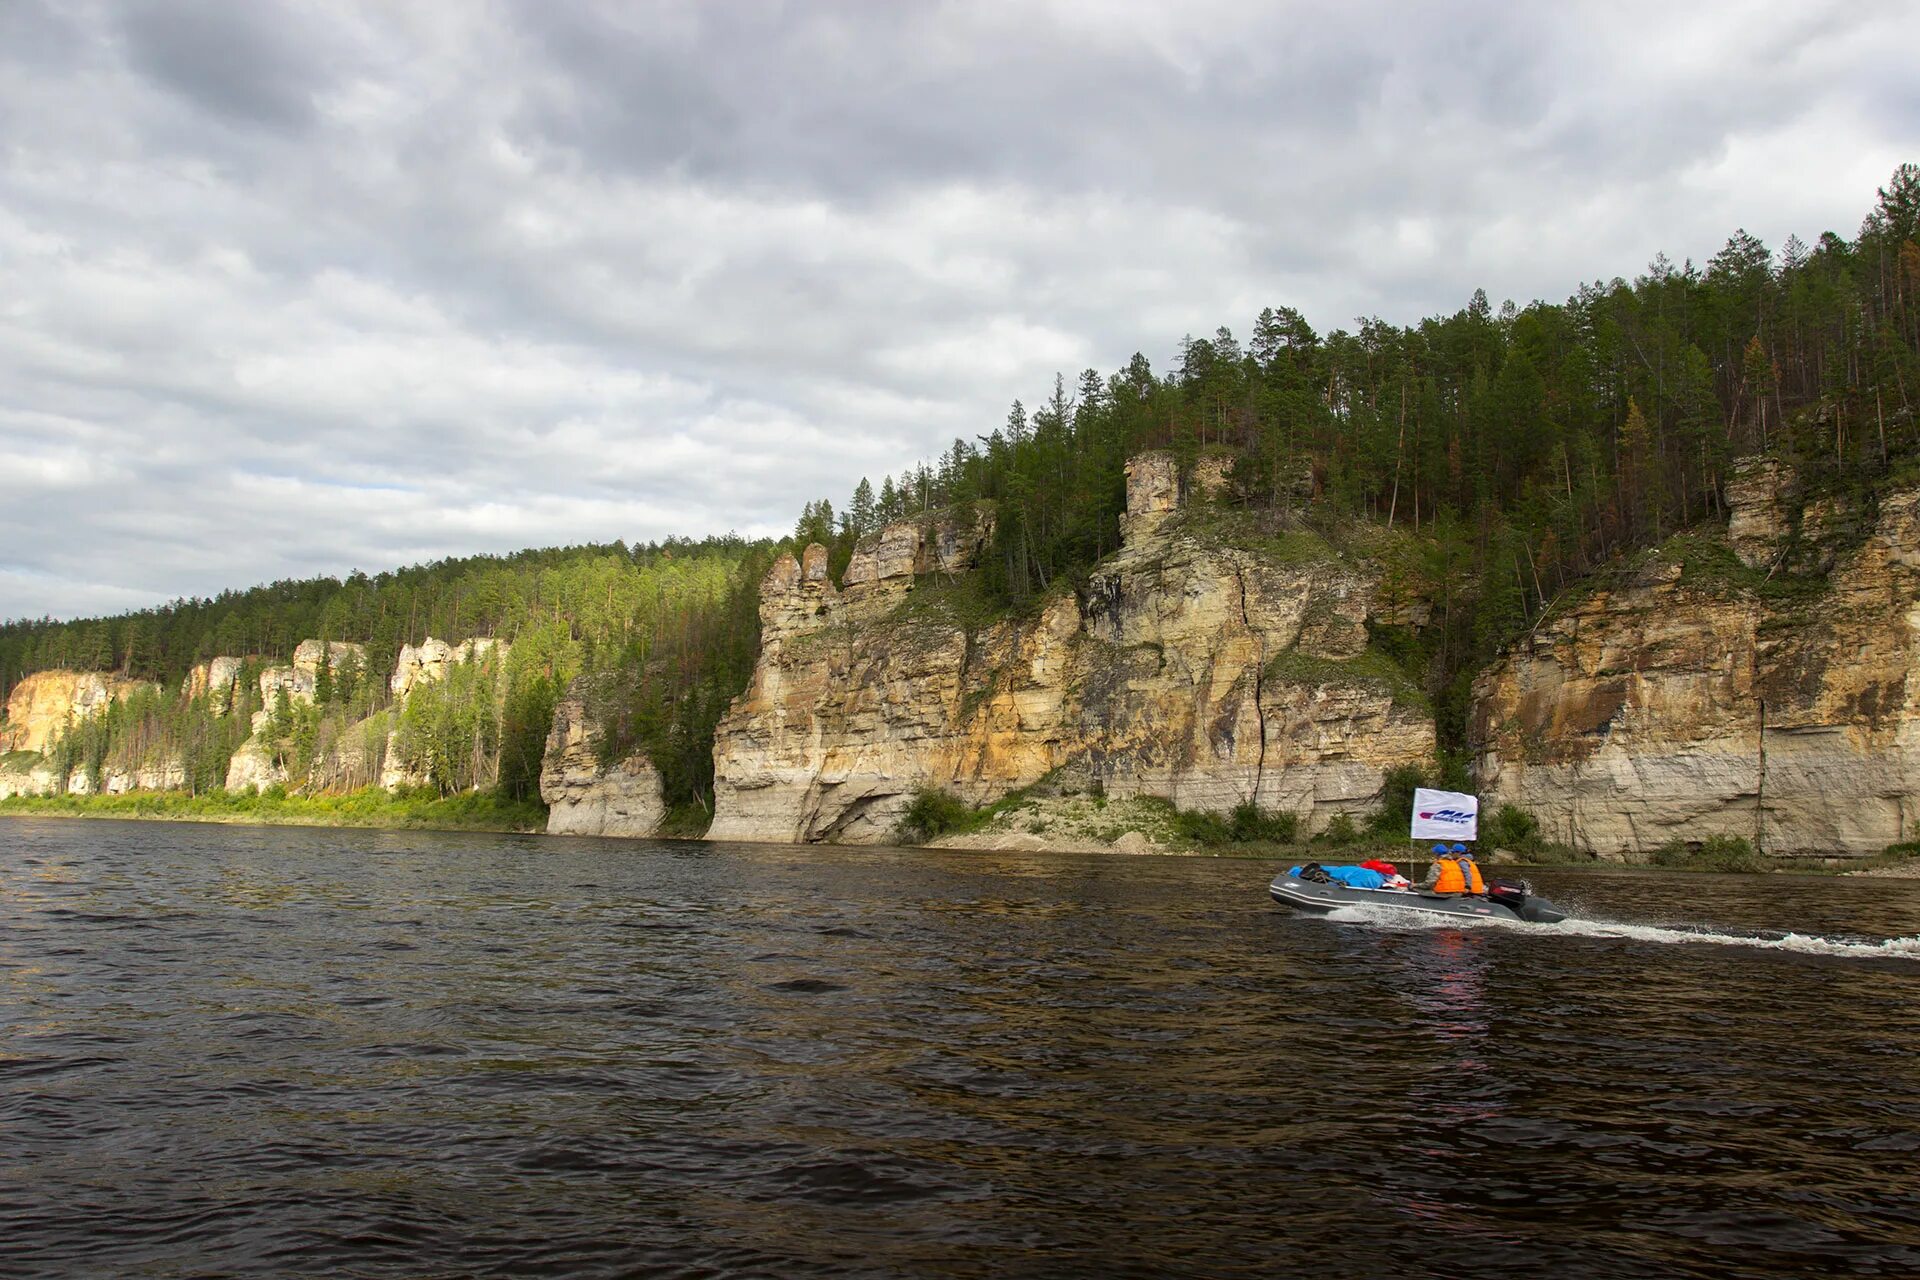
(3, 818), (1918, 1279)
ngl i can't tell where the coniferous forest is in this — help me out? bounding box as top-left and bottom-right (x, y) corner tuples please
(4, 164), (1917, 810)
(0, 540), (772, 810)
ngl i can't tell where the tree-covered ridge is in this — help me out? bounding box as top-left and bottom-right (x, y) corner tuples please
(806, 165), (1920, 752)
(3, 537), (773, 808)
(0, 537), (758, 702)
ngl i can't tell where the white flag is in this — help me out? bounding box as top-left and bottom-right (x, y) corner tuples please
(1410, 788), (1479, 842)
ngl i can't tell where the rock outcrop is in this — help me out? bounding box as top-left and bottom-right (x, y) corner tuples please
(706, 464), (1435, 844)
(224, 737), (286, 793)
(1725, 456), (1794, 569)
(390, 637), (501, 700)
(539, 680), (666, 836)
(379, 637), (504, 790)
(183, 656), (246, 714)
(1, 670), (155, 754)
(0, 755), (62, 799)
(103, 760), (188, 793)
(226, 640), (370, 791)
(1473, 461), (1920, 858)
(250, 641), (366, 728)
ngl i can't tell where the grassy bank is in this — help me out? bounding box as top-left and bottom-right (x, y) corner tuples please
(0, 786), (547, 833)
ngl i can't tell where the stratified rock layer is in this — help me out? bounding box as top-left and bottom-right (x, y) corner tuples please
(539, 681), (665, 836)
(1473, 466), (1920, 858)
(707, 469), (1434, 844)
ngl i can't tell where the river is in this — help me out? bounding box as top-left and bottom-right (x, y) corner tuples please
(2, 818), (1917, 1277)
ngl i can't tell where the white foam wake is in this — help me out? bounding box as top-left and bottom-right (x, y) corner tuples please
(1320, 904), (1920, 960)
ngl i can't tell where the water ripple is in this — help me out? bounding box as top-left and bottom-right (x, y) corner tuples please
(1, 818), (1917, 1277)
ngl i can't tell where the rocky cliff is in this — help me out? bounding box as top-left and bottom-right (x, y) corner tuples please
(226, 640), (371, 791)
(1, 670), (155, 754)
(705, 453), (1435, 844)
(390, 637), (501, 701)
(538, 681), (666, 836)
(379, 636), (505, 790)
(3, 634), (510, 802)
(1473, 457), (1920, 858)
(182, 656), (245, 714)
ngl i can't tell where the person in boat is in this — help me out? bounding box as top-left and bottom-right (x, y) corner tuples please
(1420, 842), (1487, 895)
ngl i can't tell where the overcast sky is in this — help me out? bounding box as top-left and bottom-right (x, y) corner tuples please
(2, 0), (1914, 620)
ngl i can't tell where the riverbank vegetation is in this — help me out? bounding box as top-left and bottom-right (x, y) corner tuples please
(0, 786), (546, 832)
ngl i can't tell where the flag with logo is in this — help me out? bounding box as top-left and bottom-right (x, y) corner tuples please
(1410, 788), (1478, 842)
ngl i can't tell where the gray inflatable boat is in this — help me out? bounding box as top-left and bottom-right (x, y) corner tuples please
(1269, 872), (1568, 924)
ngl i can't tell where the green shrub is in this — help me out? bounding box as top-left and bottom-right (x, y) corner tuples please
(897, 788), (983, 843)
(656, 802), (713, 839)
(1171, 801), (1299, 847)
(0, 785), (545, 832)
(1172, 807), (1234, 845)
(1230, 802), (1298, 843)
(1482, 804), (1543, 854)
(1317, 813), (1361, 847)
(1648, 834), (1769, 873)
(1367, 763), (1429, 835)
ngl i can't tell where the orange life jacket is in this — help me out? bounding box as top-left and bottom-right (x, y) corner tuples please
(1432, 855), (1487, 894)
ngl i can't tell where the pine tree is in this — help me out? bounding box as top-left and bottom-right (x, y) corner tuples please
(848, 478), (876, 535)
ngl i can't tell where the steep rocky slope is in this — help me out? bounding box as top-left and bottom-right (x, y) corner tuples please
(538, 680), (666, 836)
(1472, 458), (1920, 858)
(704, 453), (1434, 843)
(1, 670), (155, 755)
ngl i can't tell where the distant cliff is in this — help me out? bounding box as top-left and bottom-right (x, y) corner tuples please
(0, 635), (507, 801)
(1472, 457), (1920, 858)
(700, 452), (1434, 844)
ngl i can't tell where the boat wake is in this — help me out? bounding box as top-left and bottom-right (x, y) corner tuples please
(1321, 904), (1920, 961)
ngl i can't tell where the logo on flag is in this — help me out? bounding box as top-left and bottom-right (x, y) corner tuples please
(1410, 788), (1478, 841)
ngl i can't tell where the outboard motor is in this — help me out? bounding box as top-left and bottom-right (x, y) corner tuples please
(1485, 878), (1531, 911)
(1486, 876), (1568, 923)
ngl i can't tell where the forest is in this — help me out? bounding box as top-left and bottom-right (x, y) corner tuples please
(1, 538), (771, 811)
(6, 164), (1917, 808)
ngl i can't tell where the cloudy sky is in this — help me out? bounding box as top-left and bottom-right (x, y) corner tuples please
(2, 0), (1914, 620)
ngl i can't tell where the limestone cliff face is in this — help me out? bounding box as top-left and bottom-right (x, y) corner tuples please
(539, 681), (665, 836)
(390, 637), (501, 700)
(379, 637), (505, 790)
(226, 640), (393, 792)
(183, 656), (245, 715)
(706, 459), (1435, 844)
(249, 641), (367, 731)
(1473, 457), (1920, 858)
(1, 670), (155, 754)
(223, 737), (287, 793)
(0, 755), (62, 799)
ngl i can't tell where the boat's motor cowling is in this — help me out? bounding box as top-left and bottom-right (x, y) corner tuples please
(1486, 878), (1531, 912)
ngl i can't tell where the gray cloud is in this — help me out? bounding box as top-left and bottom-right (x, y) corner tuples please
(117, 0), (332, 131)
(1, 0), (1915, 619)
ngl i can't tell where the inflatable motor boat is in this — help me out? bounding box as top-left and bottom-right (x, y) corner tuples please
(1269, 872), (1567, 924)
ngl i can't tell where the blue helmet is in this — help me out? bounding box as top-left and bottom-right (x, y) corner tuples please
(1450, 842), (1469, 854)
(1430, 843), (1449, 855)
